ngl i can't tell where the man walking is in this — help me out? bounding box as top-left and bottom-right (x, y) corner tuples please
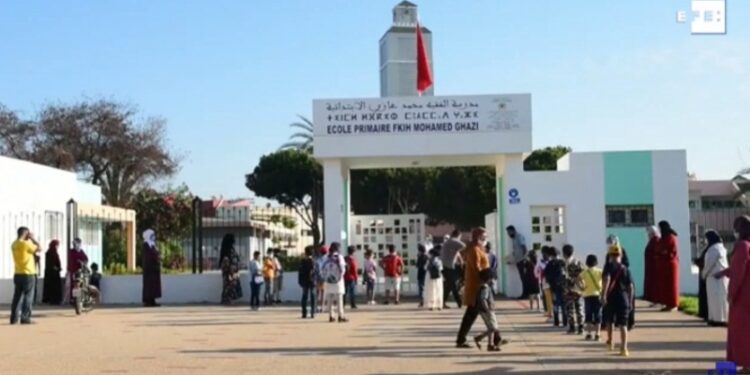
(506, 226), (529, 299)
(441, 230), (464, 309)
(456, 227), (491, 348)
(10, 227), (41, 325)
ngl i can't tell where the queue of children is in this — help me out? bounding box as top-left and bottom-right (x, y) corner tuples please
(530, 237), (634, 357)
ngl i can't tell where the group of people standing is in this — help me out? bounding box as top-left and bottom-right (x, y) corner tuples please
(9, 227), (105, 325)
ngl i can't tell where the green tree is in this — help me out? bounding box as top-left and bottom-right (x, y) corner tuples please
(245, 149), (323, 246)
(0, 99), (180, 206)
(523, 145), (571, 171)
(131, 184), (193, 268)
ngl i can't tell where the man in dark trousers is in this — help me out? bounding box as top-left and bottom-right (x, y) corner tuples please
(506, 226), (529, 299)
(441, 230), (464, 309)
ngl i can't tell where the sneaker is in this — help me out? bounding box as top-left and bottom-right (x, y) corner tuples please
(487, 345), (501, 352)
(620, 348), (630, 357)
(338, 317), (349, 323)
(606, 341), (614, 351)
(473, 336), (482, 351)
(329, 317), (335, 323)
(585, 334), (592, 341)
(456, 342), (472, 349)
(594, 335), (600, 342)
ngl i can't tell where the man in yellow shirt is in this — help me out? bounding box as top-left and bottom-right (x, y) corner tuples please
(10, 227), (41, 325)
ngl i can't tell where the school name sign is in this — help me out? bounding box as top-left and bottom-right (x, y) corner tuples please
(313, 94), (532, 159)
(313, 94), (531, 137)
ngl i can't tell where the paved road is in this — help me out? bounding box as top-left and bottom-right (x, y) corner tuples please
(0, 299), (727, 374)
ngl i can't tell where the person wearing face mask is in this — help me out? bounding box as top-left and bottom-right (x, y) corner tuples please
(141, 229), (162, 307)
(456, 227), (492, 349)
(67, 238), (89, 302)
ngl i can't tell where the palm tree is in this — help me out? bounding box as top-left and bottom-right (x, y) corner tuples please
(279, 115), (313, 153)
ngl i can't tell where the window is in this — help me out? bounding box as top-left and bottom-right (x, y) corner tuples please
(606, 205), (654, 227)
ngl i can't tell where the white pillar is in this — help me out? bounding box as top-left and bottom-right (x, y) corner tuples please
(494, 160), (507, 295)
(323, 159), (349, 247)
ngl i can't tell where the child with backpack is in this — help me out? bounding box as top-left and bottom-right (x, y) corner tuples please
(582, 254), (603, 341)
(322, 242), (348, 323)
(424, 248), (444, 311)
(602, 245), (634, 357)
(363, 250), (377, 305)
(473, 269), (507, 352)
(563, 244), (585, 335)
(543, 246), (568, 327)
(536, 246), (553, 319)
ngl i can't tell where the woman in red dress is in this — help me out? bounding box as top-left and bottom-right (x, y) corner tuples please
(723, 216), (750, 370)
(643, 226), (660, 304)
(655, 221), (679, 311)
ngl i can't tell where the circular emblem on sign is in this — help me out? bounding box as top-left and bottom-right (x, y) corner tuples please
(508, 188), (519, 198)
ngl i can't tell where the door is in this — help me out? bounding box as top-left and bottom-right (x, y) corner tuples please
(530, 206), (567, 252)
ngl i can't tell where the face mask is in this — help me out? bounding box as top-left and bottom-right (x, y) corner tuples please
(479, 240), (488, 247)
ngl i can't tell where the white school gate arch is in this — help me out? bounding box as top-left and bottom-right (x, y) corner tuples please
(314, 93), (533, 295)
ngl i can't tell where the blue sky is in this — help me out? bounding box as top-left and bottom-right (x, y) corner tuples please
(1, 1), (748, 198)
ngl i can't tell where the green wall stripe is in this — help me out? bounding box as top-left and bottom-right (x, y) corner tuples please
(603, 151), (654, 205)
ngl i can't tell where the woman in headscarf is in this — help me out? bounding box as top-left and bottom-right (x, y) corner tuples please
(655, 220), (680, 312)
(220, 233), (242, 305)
(643, 226), (660, 306)
(42, 240), (63, 305)
(719, 216), (750, 371)
(141, 229), (162, 307)
(693, 235), (709, 321)
(700, 230), (728, 326)
(606, 235), (635, 331)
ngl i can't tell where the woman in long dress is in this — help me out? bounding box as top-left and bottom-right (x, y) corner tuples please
(723, 216), (750, 370)
(142, 229), (162, 307)
(643, 226), (660, 305)
(700, 230), (728, 326)
(42, 240), (63, 305)
(655, 221), (680, 311)
(424, 248), (444, 311)
(220, 234), (242, 305)
(694, 239), (709, 322)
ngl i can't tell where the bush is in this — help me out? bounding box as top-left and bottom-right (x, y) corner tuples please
(279, 255), (303, 272)
(679, 295), (699, 316)
(103, 225), (127, 267)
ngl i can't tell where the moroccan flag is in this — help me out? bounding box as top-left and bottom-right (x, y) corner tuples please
(416, 21), (432, 95)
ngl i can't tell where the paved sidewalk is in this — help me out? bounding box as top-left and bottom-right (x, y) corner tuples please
(0, 299), (727, 374)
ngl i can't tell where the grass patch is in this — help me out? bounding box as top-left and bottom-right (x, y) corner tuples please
(678, 295), (699, 316)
